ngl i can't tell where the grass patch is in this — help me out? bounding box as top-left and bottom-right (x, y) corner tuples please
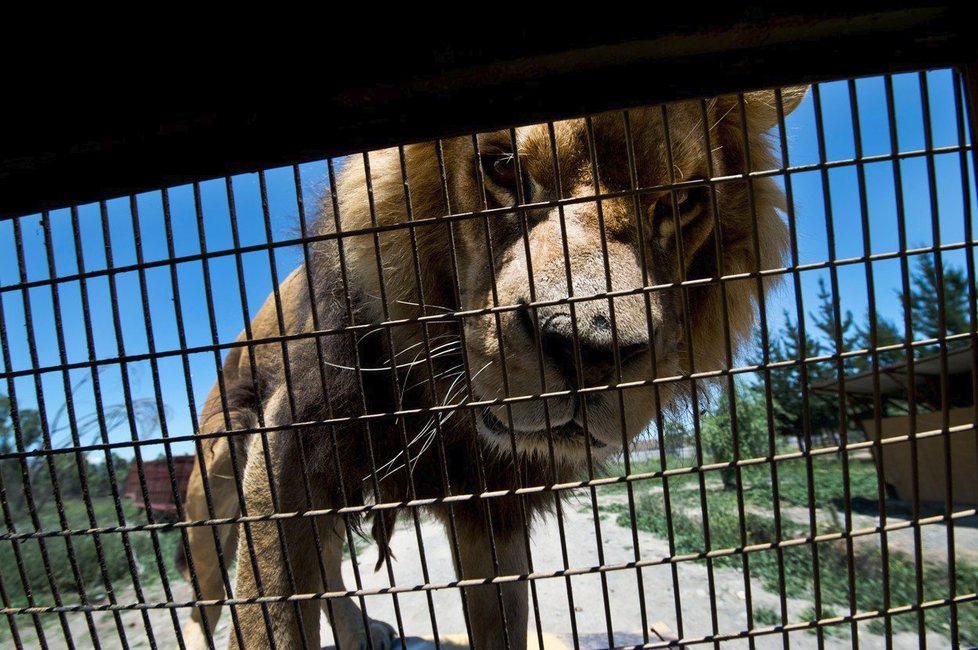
(606, 454), (977, 645)
(799, 605), (846, 637)
(753, 606), (781, 627)
(0, 496), (183, 613)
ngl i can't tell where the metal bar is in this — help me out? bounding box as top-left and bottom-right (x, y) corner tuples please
(731, 94), (785, 649)
(187, 180), (256, 649)
(918, 70), (960, 647)
(847, 75), (894, 647)
(2, 330), (975, 466)
(160, 186), (233, 650)
(1, 67), (975, 649)
(3, 427), (976, 541)
(128, 195), (191, 648)
(224, 173), (309, 650)
(581, 115), (625, 648)
(811, 80), (860, 648)
(884, 71), (929, 642)
(1, 510), (975, 610)
(6, 142), (974, 299)
(6, 238), (977, 384)
(321, 155), (392, 648)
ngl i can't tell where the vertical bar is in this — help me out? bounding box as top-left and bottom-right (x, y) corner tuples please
(619, 109), (656, 647)
(191, 180), (274, 647)
(7, 213), (94, 649)
(0, 568), (24, 649)
(883, 72), (928, 643)
(0, 303), (50, 647)
(541, 123), (583, 649)
(224, 175), (309, 650)
(847, 77), (894, 647)
(659, 102), (722, 649)
(432, 139), (514, 650)
(128, 195), (192, 647)
(323, 156), (396, 645)
(582, 115), (627, 647)
(160, 186), (238, 650)
(918, 71), (959, 645)
(952, 65), (977, 650)
(392, 143), (468, 647)
(70, 204), (141, 649)
(41, 208), (125, 649)
(290, 164), (365, 647)
(255, 170), (339, 644)
(708, 95), (764, 650)
(505, 126), (554, 650)
(357, 149), (421, 643)
(774, 85), (824, 649)
(655, 103), (688, 641)
(811, 82), (860, 646)
(98, 198), (166, 650)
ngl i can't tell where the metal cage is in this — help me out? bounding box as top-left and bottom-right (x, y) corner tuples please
(1, 9), (976, 650)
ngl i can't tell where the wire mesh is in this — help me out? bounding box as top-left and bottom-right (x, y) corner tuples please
(0, 68), (976, 650)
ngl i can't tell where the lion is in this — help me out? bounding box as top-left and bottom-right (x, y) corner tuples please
(176, 88), (806, 649)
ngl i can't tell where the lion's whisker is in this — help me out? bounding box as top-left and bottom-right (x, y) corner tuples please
(356, 326), (387, 344)
(397, 342), (463, 402)
(357, 320), (460, 345)
(406, 367), (489, 472)
(368, 359), (494, 483)
(389, 335), (460, 362)
(324, 343), (462, 374)
(709, 102), (736, 133)
(393, 299), (456, 313)
(404, 364), (464, 395)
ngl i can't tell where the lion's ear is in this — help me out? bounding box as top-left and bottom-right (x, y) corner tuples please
(740, 86), (809, 132)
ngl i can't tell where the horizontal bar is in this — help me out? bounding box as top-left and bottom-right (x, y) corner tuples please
(1, 239), (973, 382)
(3, 423), (973, 539)
(1, 141), (970, 299)
(3, 512), (974, 612)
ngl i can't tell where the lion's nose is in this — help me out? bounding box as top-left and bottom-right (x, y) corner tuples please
(520, 307), (649, 387)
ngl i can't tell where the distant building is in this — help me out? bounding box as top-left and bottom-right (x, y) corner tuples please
(123, 455), (196, 518)
(812, 346), (977, 506)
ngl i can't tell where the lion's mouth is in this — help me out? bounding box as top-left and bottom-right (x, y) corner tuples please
(478, 407), (608, 449)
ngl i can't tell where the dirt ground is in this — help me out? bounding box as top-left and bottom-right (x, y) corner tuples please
(7, 493), (966, 649)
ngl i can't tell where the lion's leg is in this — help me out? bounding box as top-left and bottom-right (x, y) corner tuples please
(449, 500), (529, 650)
(228, 434), (321, 650)
(180, 437), (240, 650)
(319, 517), (396, 650)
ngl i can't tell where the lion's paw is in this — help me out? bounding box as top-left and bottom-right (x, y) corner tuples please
(338, 618), (396, 650)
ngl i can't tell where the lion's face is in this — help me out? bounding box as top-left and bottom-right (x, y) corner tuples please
(336, 90), (803, 466)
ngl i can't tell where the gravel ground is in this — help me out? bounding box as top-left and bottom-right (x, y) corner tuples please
(9, 493), (965, 649)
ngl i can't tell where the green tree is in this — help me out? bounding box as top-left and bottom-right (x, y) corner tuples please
(659, 413), (694, 463)
(701, 380), (779, 489)
(0, 394), (42, 510)
(905, 254), (972, 346)
(855, 310), (907, 368)
(2, 378), (162, 512)
(0, 395), (42, 454)
(768, 311), (840, 450)
(810, 277), (864, 373)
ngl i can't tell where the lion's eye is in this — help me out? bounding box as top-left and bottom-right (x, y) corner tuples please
(480, 153), (533, 202)
(652, 189), (698, 221)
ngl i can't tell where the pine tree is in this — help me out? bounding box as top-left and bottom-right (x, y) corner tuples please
(855, 310), (907, 368)
(768, 310), (839, 450)
(810, 276), (863, 373)
(905, 254), (972, 346)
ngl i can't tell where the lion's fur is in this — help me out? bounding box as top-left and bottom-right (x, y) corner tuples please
(179, 88), (805, 649)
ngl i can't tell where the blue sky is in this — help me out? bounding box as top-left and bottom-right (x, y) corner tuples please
(0, 68), (974, 461)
